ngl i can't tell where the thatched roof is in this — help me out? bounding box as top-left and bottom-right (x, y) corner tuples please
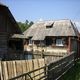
(11, 34), (27, 39)
(23, 19), (79, 40)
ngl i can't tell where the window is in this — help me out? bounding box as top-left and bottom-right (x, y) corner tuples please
(56, 39), (63, 46)
(28, 37), (32, 45)
(46, 24), (53, 28)
(29, 39), (32, 45)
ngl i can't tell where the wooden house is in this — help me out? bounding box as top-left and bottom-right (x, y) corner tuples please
(23, 19), (79, 54)
(0, 3), (23, 60)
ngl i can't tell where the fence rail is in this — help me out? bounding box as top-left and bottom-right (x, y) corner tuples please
(8, 66), (47, 80)
(48, 52), (74, 80)
(8, 52), (75, 80)
(24, 51), (65, 64)
(0, 59), (45, 80)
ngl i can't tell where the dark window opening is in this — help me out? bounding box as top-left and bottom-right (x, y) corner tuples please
(46, 24), (53, 28)
(8, 39), (23, 51)
(45, 37), (53, 46)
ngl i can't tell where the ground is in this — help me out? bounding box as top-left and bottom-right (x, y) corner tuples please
(60, 59), (80, 80)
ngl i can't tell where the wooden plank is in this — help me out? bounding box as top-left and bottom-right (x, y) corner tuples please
(25, 60), (29, 72)
(38, 59), (45, 80)
(3, 61), (8, 80)
(7, 61), (14, 79)
(33, 59), (40, 80)
(12, 61), (17, 80)
(0, 61), (3, 80)
(21, 60), (27, 73)
(21, 60), (27, 80)
(15, 60), (23, 80)
(28, 59), (34, 80)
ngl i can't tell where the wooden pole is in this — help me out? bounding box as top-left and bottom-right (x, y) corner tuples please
(68, 37), (71, 53)
(32, 41), (34, 59)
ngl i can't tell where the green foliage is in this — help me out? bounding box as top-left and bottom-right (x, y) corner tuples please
(18, 20), (34, 32)
(60, 60), (80, 80)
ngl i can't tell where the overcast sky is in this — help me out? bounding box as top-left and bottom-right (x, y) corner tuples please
(1, 0), (80, 22)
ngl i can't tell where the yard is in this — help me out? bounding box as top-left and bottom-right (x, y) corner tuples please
(60, 59), (80, 80)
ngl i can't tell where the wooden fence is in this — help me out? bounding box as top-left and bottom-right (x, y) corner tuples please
(24, 51), (65, 64)
(0, 59), (45, 80)
(48, 52), (75, 80)
(6, 52), (75, 80)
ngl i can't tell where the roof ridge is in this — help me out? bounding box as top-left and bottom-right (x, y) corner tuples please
(0, 2), (7, 7)
(35, 19), (71, 23)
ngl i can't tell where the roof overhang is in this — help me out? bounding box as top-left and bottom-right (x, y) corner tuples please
(11, 34), (28, 39)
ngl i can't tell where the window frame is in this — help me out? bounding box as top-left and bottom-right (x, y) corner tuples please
(56, 38), (64, 46)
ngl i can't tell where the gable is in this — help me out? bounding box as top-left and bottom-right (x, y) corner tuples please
(0, 4), (22, 34)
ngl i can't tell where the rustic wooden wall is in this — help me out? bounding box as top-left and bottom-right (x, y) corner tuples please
(0, 34), (8, 60)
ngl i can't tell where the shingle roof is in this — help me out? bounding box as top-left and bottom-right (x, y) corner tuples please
(23, 19), (79, 40)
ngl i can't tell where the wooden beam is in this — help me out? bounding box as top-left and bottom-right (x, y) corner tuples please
(78, 37), (80, 58)
(68, 37), (71, 53)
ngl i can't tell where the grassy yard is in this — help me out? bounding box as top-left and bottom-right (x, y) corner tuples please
(60, 60), (80, 80)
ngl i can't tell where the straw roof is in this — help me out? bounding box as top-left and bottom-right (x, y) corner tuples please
(23, 19), (79, 40)
(11, 34), (27, 39)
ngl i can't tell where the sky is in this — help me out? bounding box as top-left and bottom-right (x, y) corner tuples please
(1, 0), (80, 22)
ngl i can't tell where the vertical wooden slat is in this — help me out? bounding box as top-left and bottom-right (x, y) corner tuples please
(21, 60), (27, 73)
(3, 61), (8, 80)
(68, 37), (71, 53)
(13, 61), (17, 78)
(21, 60), (27, 80)
(38, 59), (45, 79)
(33, 59), (40, 79)
(0, 61), (3, 80)
(28, 59), (34, 80)
(25, 60), (29, 72)
(15, 60), (23, 80)
(7, 61), (14, 79)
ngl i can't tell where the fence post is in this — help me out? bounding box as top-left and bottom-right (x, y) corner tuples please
(41, 49), (44, 58)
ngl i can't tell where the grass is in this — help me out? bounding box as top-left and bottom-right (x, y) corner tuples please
(60, 60), (80, 80)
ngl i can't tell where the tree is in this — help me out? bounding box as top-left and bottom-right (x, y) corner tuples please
(29, 21), (34, 27)
(18, 20), (34, 32)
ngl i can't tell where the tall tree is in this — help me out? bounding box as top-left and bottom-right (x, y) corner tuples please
(18, 20), (34, 32)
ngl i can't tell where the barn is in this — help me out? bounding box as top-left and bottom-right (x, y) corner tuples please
(0, 3), (23, 60)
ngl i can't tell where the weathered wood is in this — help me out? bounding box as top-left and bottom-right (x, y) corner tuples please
(38, 59), (45, 80)
(28, 59), (34, 80)
(0, 59), (45, 80)
(0, 61), (3, 80)
(48, 52), (74, 80)
(0, 52), (75, 80)
(33, 59), (40, 79)
(0, 5), (23, 61)
(3, 62), (8, 80)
